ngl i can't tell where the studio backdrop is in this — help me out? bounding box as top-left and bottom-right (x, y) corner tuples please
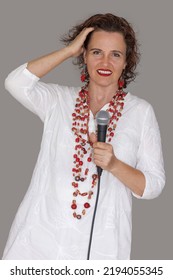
(0, 0), (172, 259)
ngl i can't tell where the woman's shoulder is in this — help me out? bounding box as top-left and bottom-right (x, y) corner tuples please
(126, 91), (152, 112)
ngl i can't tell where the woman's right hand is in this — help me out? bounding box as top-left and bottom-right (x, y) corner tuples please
(67, 27), (94, 57)
(27, 27), (94, 78)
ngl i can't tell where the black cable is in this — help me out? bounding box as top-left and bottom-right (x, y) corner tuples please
(87, 173), (101, 260)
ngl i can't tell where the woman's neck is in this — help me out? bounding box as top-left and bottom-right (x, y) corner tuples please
(87, 83), (118, 116)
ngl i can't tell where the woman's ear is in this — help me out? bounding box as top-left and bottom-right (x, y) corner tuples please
(123, 62), (127, 70)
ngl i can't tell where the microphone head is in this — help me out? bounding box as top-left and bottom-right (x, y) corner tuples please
(96, 110), (110, 126)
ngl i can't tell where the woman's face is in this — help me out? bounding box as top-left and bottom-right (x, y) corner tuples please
(84, 30), (127, 90)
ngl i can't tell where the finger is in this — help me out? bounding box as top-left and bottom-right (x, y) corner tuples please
(93, 148), (105, 156)
(93, 142), (112, 150)
(93, 156), (104, 168)
(94, 160), (103, 168)
(80, 27), (94, 42)
(94, 155), (104, 163)
(89, 132), (97, 144)
(83, 27), (95, 34)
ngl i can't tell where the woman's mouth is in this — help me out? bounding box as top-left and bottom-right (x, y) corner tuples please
(97, 69), (112, 77)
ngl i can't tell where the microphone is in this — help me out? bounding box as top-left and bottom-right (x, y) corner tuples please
(96, 110), (110, 177)
(87, 110), (110, 260)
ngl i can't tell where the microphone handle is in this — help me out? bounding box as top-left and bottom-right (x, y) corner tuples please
(97, 124), (108, 177)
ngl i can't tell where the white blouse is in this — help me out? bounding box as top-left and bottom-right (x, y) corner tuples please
(3, 63), (165, 260)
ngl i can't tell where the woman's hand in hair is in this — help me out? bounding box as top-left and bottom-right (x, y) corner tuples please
(68, 27), (94, 57)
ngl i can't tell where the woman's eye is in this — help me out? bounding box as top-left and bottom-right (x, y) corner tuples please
(93, 50), (101, 55)
(112, 52), (120, 57)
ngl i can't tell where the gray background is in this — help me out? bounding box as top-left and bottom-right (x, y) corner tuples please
(0, 0), (172, 259)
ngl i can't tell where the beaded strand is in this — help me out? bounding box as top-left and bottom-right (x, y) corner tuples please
(71, 87), (126, 219)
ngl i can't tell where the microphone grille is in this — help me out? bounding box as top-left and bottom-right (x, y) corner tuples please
(96, 110), (110, 125)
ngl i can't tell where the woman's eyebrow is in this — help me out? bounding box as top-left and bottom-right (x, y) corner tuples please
(89, 48), (102, 51)
(111, 50), (124, 55)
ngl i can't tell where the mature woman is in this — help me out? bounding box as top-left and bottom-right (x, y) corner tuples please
(3, 13), (165, 260)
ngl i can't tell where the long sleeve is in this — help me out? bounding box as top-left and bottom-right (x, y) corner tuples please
(4, 63), (60, 122)
(134, 104), (166, 199)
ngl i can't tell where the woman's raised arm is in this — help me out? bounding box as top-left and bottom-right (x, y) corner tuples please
(27, 27), (94, 78)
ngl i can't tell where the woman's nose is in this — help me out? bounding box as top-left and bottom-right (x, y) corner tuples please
(101, 54), (110, 66)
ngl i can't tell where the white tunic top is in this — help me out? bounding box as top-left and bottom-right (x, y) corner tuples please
(3, 63), (165, 260)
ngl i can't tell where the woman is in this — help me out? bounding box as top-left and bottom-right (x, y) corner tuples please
(3, 13), (165, 260)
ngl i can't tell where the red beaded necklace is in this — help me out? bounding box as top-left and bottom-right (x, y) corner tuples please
(71, 87), (126, 219)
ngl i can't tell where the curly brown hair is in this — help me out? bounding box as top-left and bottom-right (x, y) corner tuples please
(62, 13), (140, 87)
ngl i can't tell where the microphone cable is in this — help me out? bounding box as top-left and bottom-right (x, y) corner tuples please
(87, 172), (101, 260)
